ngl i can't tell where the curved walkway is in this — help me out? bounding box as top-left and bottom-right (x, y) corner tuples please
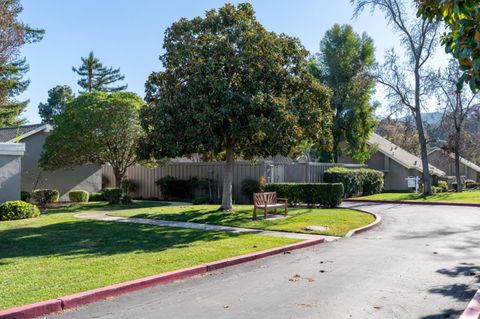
(74, 210), (339, 241)
(52, 202), (480, 319)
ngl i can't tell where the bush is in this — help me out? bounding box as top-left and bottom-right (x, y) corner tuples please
(102, 188), (122, 204)
(465, 180), (478, 189)
(432, 186), (443, 194)
(21, 191), (31, 202)
(31, 189), (60, 204)
(0, 200), (40, 221)
(89, 192), (105, 201)
(68, 190), (89, 202)
(241, 178), (260, 203)
(324, 167), (384, 197)
(264, 183), (344, 208)
(436, 180), (448, 192)
(192, 195), (210, 205)
(155, 176), (198, 200)
(120, 179), (137, 195)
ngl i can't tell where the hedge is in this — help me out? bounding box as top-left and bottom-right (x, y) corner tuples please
(155, 176), (198, 200)
(89, 192), (105, 201)
(241, 178), (260, 203)
(102, 188), (122, 204)
(264, 183), (344, 208)
(32, 189), (59, 204)
(69, 190), (89, 202)
(0, 200), (40, 221)
(324, 167), (384, 197)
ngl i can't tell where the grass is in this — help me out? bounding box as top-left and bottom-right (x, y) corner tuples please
(108, 202), (375, 237)
(353, 190), (480, 204)
(0, 202), (298, 310)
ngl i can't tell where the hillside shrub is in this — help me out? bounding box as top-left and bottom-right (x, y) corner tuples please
(324, 167), (384, 197)
(0, 200), (40, 221)
(155, 176), (198, 200)
(32, 189), (60, 204)
(68, 190), (89, 202)
(102, 188), (122, 204)
(264, 183), (344, 208)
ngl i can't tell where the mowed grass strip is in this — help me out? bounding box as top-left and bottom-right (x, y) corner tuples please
(353, 190), (480, 204)
(109, 202), (375, 237)
(0, 203), (298, 310)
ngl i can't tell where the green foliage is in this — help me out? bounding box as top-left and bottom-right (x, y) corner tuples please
(264, 183), (344, 208)
(72, 51), (127, 93)
(89, 192), (105, 201)
(102, 188), (122, 205)
(324, 167), (384, 197)
(40, 92), (147, 186)
(38, 85), (74, 124)
(0, 200), (40, 221)
(418, 0), (480, 91)
(437, 180), (448, 192)
(465, 180), (479, 189)
(68, 190), (89, 202)
(32, 189), (59, 204)
(192, 195), (211, 205)
(140, 3), (333, 210)
(310, 24), (377, 162)
(120, 179), (137, 196)
(155, 176), (198, 200)
(240, 178), (260, 203)
(20, 191), (31, 202)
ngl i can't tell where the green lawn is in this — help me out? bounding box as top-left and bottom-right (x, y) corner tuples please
(0, 202), (298, 310)
(353, 190), (480, 204)
(109, 202), (375, 237)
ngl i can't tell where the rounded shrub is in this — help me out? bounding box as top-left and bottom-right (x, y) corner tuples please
(32, 189), (59, 204)
(436, 180), (448, 192)
(324, 167), (384, 197)
(89, 192), (105, 201)
(68, 190), (89, 202)
(21, 191), (31, 202)
(264, 183), (344, 208)
(120, 179), (137, 195)
(241, 178), (260, 203)
(102, 188), (122, 204)
(0, 200), (40, 221)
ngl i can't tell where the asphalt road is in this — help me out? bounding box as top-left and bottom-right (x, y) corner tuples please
(49, 202), (480, 319)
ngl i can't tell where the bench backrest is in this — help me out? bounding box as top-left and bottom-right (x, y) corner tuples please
(253, 192), (277, 206)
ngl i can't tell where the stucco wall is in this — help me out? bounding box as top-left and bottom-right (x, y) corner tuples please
(429, 150), (479, 181)
(0, 143), (25, 203)
(20, 131), (101, 200)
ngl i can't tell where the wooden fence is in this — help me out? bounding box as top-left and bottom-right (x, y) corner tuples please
(102, 161), (365, 203)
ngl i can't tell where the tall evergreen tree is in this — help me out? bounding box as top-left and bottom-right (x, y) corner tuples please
(0, 0), (44, 127)
(38, 85), (75, 124)
(72, 52), (127, 92)
(310, 24), (377, 163)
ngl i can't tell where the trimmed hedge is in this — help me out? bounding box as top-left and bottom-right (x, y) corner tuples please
(32, 189), (59, 204)
(0, 200), (40, 221)
(69, 190), (89, 202)
(324, 167), (384, 197)
(155, 176), (198, 200)
(102, 188), (122, 205)
(264, 183), (344, 208)
(89, 192), (105, 201)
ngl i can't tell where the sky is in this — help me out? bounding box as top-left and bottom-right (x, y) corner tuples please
(18, 0), (450, 124)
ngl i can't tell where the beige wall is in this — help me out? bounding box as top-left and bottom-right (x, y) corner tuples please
(21, 131), (101, 200)
(429, 150), (479, 181)
(0, 143), (25, 203)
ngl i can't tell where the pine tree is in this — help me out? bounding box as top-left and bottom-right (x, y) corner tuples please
(38, 85), (75, 124)
(72, 52), (127, 92)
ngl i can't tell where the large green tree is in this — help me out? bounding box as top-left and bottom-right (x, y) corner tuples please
(0, 0), (44, 126)
(141, 3), (333, 211)
(38, 85), (74, 124)
(72, 51), (127, 93)
(40, 92), (146, 186)
(418, 0), (480, 91)
(310, 24), (377, 163)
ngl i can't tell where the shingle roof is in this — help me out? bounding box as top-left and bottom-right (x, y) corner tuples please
(368, 133), (446, 176)
(428, 148), (480, 173)
(0, 124), (50, 142)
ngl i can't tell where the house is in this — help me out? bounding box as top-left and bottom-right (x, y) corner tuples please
(428, 148), (480, 182)
(0, 124), (101, 200)
(339, 133), (446, 191)
(0, 143), (25, 202)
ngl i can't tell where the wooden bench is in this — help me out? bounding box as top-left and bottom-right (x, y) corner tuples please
(252, 192), (288, 219)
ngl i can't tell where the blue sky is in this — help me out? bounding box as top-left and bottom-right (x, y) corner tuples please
(18, 0), (449, 123)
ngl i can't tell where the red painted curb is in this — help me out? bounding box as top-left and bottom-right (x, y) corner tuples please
(205, 238), (325, 271)
(344, 198), (480, 208)
(460, 289), (480, 319)
(59, 265), (207, 310)
(0, 299), (62, 319)
(345, 210), (382, 237)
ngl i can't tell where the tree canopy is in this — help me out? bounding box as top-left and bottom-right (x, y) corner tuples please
(38, 85), (74, 124)
(418, 0), (480, 91)
(72, 51), (127, 93)
(40, 91), (146, 186)
(141, 3), (333, 210)
(310, 24), (377, 163)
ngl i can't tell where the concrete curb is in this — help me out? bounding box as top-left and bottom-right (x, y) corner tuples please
(344, 198), (480, 208)
(460, 289), (480, 319)
(0, 238), (324, 319)
(345, 209), (382, 238)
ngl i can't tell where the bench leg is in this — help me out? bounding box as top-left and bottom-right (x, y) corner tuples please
(264, 208), (267, 219)
(274, 208), (277, 215)
(284, 203), (288, 216)
(253, 207), (257, 220)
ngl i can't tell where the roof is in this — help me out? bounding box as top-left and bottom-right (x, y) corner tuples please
(428, 148), (480, 173)
(368, 133), (446, 176)
(0, 124), (52, 143)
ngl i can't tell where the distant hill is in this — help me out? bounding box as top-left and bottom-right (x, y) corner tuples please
(399, 112), (443, 126)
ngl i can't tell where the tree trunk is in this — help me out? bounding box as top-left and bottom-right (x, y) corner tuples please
(454, 131), (462, 192)
(414, 109), (432, 195)
(221, 145), (234, 211)
(113, 167), (123, 188)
